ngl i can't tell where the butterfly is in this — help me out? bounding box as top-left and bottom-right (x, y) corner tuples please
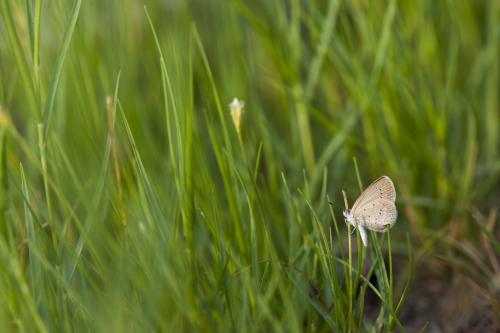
(343, 176), (397, 247)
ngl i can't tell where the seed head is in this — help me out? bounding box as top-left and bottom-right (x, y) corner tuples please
(229, 97), (244, 134)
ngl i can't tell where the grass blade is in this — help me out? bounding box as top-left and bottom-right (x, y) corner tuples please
(43, 0), (82, 138)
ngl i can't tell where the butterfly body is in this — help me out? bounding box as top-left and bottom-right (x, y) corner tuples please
(343, 176), (397, 246)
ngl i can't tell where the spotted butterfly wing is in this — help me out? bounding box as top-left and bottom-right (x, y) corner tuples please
(350, 176), (397, 246)
(352, 176), (396, 212)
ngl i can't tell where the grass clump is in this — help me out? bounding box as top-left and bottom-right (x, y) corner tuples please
(1, 0), (499, 331)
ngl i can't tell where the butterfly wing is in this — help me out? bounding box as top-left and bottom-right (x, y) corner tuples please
(351, 176), (396, 212)
(349, 176), (397, 246)
(353, 198), (397, 232)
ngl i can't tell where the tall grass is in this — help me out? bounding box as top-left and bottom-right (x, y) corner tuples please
(0, 0), (498, 331)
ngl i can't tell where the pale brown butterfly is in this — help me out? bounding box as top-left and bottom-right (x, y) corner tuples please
(343, 176), (397, 247)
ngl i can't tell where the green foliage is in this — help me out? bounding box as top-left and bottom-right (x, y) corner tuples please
(0, 0), (498, 331)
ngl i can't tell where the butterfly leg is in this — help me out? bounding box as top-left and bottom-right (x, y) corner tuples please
(358, 225), (368, 247)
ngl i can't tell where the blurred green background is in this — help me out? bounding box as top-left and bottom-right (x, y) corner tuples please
(0, 0), (499, 331)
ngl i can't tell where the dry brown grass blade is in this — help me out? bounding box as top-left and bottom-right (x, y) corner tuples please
(472, 206), (499, 275)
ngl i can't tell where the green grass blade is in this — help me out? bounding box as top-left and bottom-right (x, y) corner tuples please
(43, 0), (82, 138)
(0, 0), (38, 114)
(67, 72), (119, 282)
(392, 234), (414, 330)
(304, 0), (340, 102)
